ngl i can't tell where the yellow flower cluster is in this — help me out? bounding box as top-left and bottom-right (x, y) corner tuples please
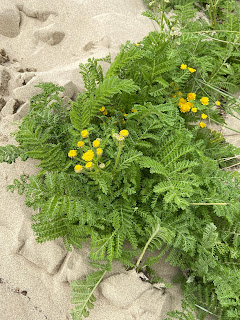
(82, 150), (94, 162)
(113, 129), (129, 141)
(99, 106), (108, 115)
(178, 96), (194, 113)
(180, 64), (196, 73)
(68, 129), (105, 173)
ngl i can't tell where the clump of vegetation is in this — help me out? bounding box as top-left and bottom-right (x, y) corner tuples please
(0, 1), (240, 319)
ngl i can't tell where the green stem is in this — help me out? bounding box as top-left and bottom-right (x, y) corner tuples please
(189, 202), (228, 205)
(135, 225), (160, 268)
(111, 142), (124, 176)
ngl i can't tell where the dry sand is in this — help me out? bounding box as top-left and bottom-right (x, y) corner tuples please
(0, 0), (239, 319)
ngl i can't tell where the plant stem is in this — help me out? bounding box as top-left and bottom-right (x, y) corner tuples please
(222, 162), (240, 170)
(189, 202), (228, 205)
(111, 142), (124, 176)
(135, 224), (160, 268)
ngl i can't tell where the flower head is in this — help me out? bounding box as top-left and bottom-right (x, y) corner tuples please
(200, 97), (209, 105)
(180, 102), (192, 113)
(119, 129), (129, 137)
(68, 150), (77, 158)
(96, 148), (103, 156)
(188, 67), (196, 73)
(93, 139), (101, 148)
(215, 100), (221, 106)
(191, 107), (198, 113)
(99, 163), (105, 169)
(124, 114), (128, 117)
(82, 150), (94, 162)
(187, 93), (196, 101)
(116, 135), (125, 141)
(81, 130), (89, 138)
(178, 98), (187, 107)
(180, 64), (187, 70)
(102, 110), (108, 115)
(200, 122), (206, 128)
(201, 113), (208, 119)
(99, 107), (105, 112)
(77, 141), (85, 148)
(135, 43), (140, 46)
(131, 109), (137, 113)
(85, 162), (94, 170)
(74, 165), (83, 173)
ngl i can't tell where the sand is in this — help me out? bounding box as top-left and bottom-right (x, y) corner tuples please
(0, 1), (239, 319)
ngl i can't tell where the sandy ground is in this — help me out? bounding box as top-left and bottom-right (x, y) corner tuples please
(0, 1), (239, 319)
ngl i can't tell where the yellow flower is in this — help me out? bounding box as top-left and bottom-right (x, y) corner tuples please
(85, 162), (94, 169)
(215, 101), (221, 106)
(93, 139), (101, 148)
(77, 141), (85, 148)
(180, 103), (191, 113)
(200, 97), (209, 105)
(124, 114), (128, 117)
(96, 148), (103, 156)
(81, 130), (89, 138)
(200, 122), (206, 128)
(68, 150), (77, 158)
(119, 129), (129, 137)
(180, 64), (187, 70)
(188, 67), (196, 73)
(99, 106), (105, 112)
(74, 165), (83, 173)
(187, 93), (196, 101)
(131, 109), (137, 112)
(82, 150), (94, 162)
(136, 43), (140, 46)
(201, 113), (208, 119)
(102, 110), (108, 115)
(178, 98), (187, 107)
(191, 107), (198, 113)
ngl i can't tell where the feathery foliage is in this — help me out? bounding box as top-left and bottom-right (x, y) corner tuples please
(1, 1), (240, 319)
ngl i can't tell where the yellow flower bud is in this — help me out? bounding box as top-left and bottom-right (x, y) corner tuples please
(74, 165), (83, 173)
(81, 130), (89, 138)
(215, 101), (221, 106)
(191, 107), (198, 113)
(187, 93), (196, 101)
(200, 97), (209, 105)
(188, 67), (196, 73)
(68, 150), (77, 158)
(85, 162), (94, 169)
(180, 64), (187, 70)
(93, 139), (101, 148)
(77, 141), (85, 148)
(96, 148), (103, 156)
(119, 129), (129, 137)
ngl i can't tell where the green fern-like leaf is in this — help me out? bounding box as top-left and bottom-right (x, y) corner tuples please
(0, 145), (22, 163)
(70, 267), (108, 320)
